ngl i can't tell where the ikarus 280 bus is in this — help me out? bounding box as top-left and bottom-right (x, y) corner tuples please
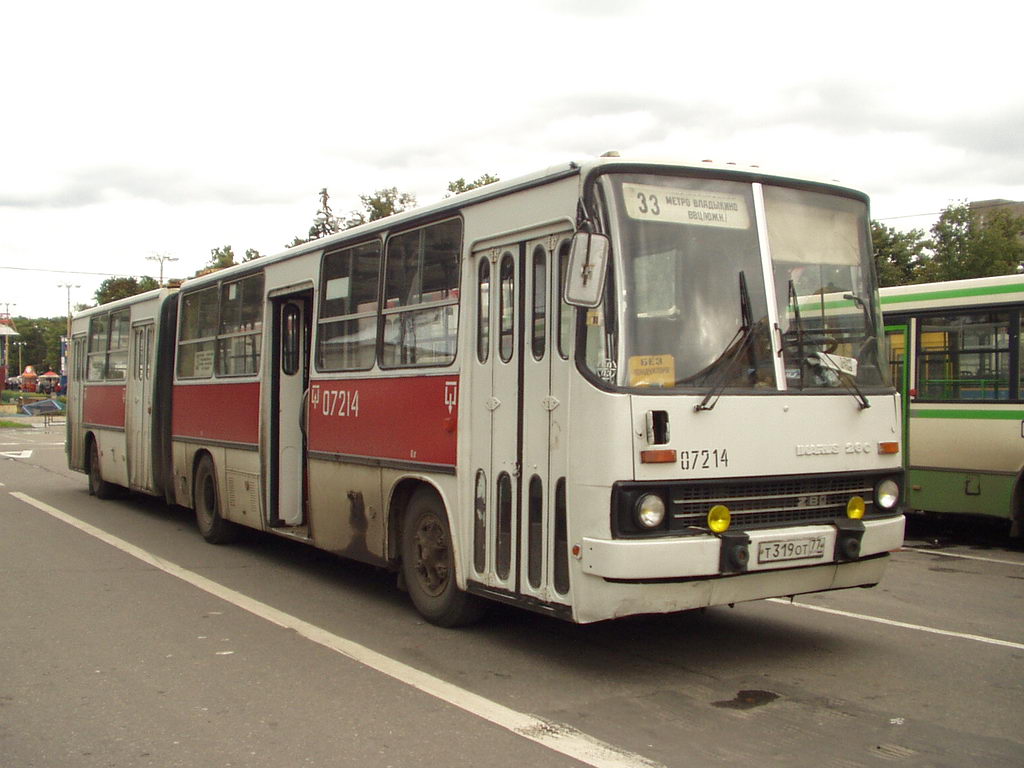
(68, 156), (905, 625)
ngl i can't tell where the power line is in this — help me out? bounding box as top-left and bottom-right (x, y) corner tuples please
(0, 264), (157, 279)
(877, 200), (1021, 222)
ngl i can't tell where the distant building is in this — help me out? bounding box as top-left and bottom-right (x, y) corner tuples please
(970, 199), (1024, 225)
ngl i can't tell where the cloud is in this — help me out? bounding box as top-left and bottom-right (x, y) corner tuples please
(0, 166), (295, 209)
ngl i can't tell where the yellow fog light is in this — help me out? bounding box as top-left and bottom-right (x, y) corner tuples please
(846, 496), (866, 520)
(708, 504), (731, 533)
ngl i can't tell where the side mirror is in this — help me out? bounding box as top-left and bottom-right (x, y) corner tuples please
(564, 231), (610, 307)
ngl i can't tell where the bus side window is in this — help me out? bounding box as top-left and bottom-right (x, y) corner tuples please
(318, 240), (381, 372)
(381, 219), (462, 368)
(87, 314), (109, 381)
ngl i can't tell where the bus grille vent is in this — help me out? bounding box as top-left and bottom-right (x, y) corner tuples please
(670, 474), (881, 530)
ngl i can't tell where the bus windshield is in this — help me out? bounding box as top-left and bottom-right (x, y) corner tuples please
(585, 173), (887, 392)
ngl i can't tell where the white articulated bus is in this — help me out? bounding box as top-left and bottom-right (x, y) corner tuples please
(68, 156), (905, 625)
(881, 274), (1023, 535)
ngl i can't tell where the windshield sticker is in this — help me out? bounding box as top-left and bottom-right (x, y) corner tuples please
(628, 354), (675, 387)
(623, 184), (750, 229)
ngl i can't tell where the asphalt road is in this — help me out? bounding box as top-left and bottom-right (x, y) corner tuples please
(2, 422), (1022, 767)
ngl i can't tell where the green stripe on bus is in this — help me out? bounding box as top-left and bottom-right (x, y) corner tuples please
(910, 409), (1024, 420)
(881, 283), (1024, 305)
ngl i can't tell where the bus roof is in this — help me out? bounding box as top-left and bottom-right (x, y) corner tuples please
(72, 286), (178, 320)
(174, 155), (870, 293)
(880, 273), (1024, 313)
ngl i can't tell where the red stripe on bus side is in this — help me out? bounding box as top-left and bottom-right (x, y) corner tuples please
(172, 382), (261, 445)
(308, 375), (459, 466)
(83, 385), (126, 428)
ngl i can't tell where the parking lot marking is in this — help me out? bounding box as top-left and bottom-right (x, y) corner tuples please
(768, 598), (1024, 650)
(12, 492), (664, 768)
(901, 546), (1022, 567)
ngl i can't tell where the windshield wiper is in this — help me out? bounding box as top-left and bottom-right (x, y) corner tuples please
(810, 351), (871, 409)
(781, 281), (871, 409)
(788, 280), (806, 389)
(695, 272), (757, 412)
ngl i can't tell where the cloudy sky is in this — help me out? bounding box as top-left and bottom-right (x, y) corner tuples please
(2, 0), (1022, 319)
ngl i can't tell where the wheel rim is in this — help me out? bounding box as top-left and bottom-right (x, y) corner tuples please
(412, 513), (450, 597)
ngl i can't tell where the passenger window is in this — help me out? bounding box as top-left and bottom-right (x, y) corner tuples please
(106, 310), (130, 381)
(317, 240), (381, 371)
(557, 239), (572, 360)
(499, 252), (515, 363)
(282, 304), (301, 376)
(217, 273), (264, 376)
(381, 219), (462, 367)
(477, 258), (490, 363)
(917, 310), (1013, 401)
(531, 246), (546, 360)
(86, 314), (109, 381)
(177, 286), (219, 379)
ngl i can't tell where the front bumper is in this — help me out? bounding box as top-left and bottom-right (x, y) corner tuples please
(579, 515), (905, 580)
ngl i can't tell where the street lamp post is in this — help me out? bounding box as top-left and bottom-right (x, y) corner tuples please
(58, 284), (79, 379)
(58, 283), (79, 341)
(146, 253), (179, 286)
(1, 303), (15, 385)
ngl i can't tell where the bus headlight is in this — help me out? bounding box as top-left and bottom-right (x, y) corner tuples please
(634, 494), (666, 529)
(875, 478), (900, 510)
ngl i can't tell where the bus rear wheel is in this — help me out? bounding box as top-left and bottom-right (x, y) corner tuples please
(194, 455), (239, 545)
(87, 439), (115, 499)
(401, 488), (485, 627)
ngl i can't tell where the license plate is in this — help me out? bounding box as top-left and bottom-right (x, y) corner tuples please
(757, 536), (827, 564)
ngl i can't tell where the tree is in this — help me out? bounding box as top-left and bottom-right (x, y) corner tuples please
(94, 276), (159, 305)
(9, 316), (65, 376)
(870, 221), (928, 287)
(921, 202), (1024, 282)
(288, 187), (343, 246)
(343, 187), (417, 230)
(204, 245), (236, 272)
(308, 188), (341, 241)
(446, 173), (499, 197)
(243, 248), (262, 262)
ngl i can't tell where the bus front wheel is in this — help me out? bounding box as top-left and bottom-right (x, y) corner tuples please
(193, 455), (239, 545)
(400, 488), (485, 627)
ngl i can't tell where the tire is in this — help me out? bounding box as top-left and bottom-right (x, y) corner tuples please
(193, 455), (239, 545)
(401, 488), (485, 627)
(87, 439), (115, 500)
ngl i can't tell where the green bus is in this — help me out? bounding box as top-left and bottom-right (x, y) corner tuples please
(881, 274), (1024, 534)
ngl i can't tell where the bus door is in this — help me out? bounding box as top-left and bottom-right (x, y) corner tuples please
(270, 291), (312, 528)
(470, 233), (571, 604)
(885, 322), (911, 469)
(126, 322), (155, 491)
(68, 333), (88, 471)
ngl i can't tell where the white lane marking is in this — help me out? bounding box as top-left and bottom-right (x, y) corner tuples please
(0, 450), (32, 459)
(12, 492), (662, 768)
(768, 598), (1024, 651)
(901, 547), (1023, 567)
